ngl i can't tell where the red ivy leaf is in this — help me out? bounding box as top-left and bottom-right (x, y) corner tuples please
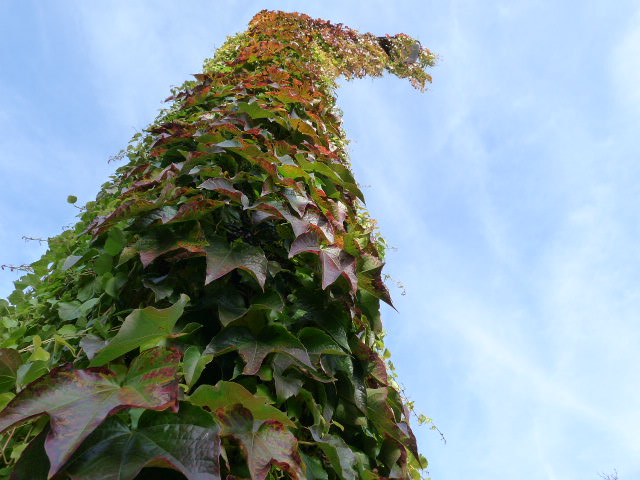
(216, 404), (304, 480)
(205, 237), (268, 289)
(198, 178), (249, 206)
(135, 227), (207, 268)
(89, 199), (156, 236)
(204, 325), (313, 375)
(164, 196), (226, 224)
(64, 403), (221, 480)
(0, 348), (180, 477)
(288, 232), (322, 257)
(366, 387), (419, 460)
(288, 233), (357, 292)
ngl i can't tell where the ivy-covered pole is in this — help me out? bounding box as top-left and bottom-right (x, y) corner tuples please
(0, 10), (436, 480)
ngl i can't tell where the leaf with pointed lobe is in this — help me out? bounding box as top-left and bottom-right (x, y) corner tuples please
(64, 403), (221, 480)
(203, 325), (312, 375)
(366, 387), (419, 459)
(289, 233), (357, 292)
(319, 247), (357, 292)
(288, 232), (322, 258)
(189, 381), (294, 427)
(204, 237), (268, 289)
(89, 294), (189, 367)
(0, 348), (181, 477)
(216, 405), (304, 480)
(358, 273), (394, 308)
(283, 187), (310, 216)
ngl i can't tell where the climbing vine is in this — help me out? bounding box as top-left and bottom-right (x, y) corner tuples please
(0, 10), (436, 480)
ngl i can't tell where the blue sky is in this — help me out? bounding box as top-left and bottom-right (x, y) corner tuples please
(1, 1), (639, 479)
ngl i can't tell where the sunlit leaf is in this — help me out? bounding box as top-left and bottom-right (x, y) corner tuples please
(15, 361), (48, 388)
(238, 101), (276, 119)
(90, 294), (189, 367)
(104, 228), (127, 256)
(190, 381), (294, 427)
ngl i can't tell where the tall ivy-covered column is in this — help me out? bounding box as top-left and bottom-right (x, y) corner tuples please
(0, 10), (436, 480)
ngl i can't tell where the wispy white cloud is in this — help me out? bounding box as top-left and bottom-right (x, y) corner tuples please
(612, 8), (640, 112)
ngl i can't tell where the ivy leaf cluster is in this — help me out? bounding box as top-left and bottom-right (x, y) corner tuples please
(0, 10), (435, 480)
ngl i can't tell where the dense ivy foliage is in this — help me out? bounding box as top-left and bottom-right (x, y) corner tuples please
(0, 10), (436, 480)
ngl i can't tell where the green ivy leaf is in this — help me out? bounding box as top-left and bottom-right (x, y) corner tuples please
(90, 294), (189, 367)
(61, 255), (83, 272)
(218, 290), (283, 326)
(216, 404), (304, 480)
(64, 403), (221, 480)
(104, 227), (127, 256)
(67, 195), (78, 204)
(58, 301), (84, 321)
(190, 381), (294, 427)
(0, 348), (22, 393)
(205, 237), (268, 289)
(298, 327), (347, 356)
(271, 355), (304, 402)
(15, 361), (48, 388)
(0, 348), (181, 477)
(0, 392), (14, 410)
(311, 432), (358, 480)
(203, 325), (312, 375)
(238, 101), (277, 119)
(182, 346), (213, 389)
